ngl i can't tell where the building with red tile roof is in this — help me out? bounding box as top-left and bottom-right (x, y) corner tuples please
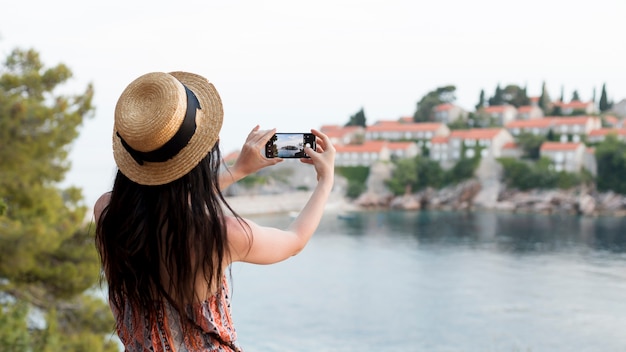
(431, 128), (514, 164)
(365, 120), (450, 142)
(432, 103), (468, 124)
(552, 100), (597, 115)
(587, 128), (626, 144)
(516, 105), (544, 120)
(320, 125), (365, 145)
(334, 140), (419, 166)
(478, 104), (518, 125)
(539, 142), (585, 172)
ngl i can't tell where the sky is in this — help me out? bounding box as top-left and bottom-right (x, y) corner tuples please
(1, 0), (625, 207)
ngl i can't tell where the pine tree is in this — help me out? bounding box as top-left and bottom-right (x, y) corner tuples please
(571, 90), (580, 102)
(538, 81), (551, 114)
(599, 83), (612, 112)
(0, 48), (117, 351)
(488, 83), (504, 106)
(345, 107), (367, 127)
(475, 89), (485, 111)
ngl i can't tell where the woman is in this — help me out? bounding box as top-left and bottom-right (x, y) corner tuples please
(94, 71), (335, 351)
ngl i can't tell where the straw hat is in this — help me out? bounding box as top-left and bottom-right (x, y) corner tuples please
(112, 71), (223, 185)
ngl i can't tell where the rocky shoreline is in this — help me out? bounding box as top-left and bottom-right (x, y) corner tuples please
(353, 179), (626, 217)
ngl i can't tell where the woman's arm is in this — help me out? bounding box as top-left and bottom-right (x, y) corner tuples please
(219, 125), (282, 190)
(227, 129), (335, 264)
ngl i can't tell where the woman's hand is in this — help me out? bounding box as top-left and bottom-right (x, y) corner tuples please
(300, 129), (335, 184)
(220, 125), (282, 190)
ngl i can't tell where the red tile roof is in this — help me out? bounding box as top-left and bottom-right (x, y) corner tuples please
(588, 128), (626, 137)
(450, 128), (503, 140)
(550, 116), (594, 125)
(367, 121), (444, 132)
(431, 136), (449, 144)
(540, 142), (582, 151)
(553, 100), (592, 109)
(483, 105), (515, 113)
(517, 106), (535, 113)
(506, 119), (552, 128)
(502, 142), (518, 149)
(335, 141), (414, 153)
(335, 141), (388, 153)
(433, 103), (455, 112)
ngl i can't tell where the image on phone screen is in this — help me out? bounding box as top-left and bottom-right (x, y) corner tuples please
(265, 133), (316, 158)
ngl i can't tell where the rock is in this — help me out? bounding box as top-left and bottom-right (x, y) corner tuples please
(389, 195), (421, 210)
(578, 194), (596, 215)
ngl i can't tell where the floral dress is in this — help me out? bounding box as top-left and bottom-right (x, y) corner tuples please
(113, 277), (242, 352)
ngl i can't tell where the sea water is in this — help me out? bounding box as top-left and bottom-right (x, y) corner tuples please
(230, 210), (626, 352)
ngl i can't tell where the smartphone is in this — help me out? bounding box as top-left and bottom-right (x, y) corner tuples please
(265, 133), (316, 158)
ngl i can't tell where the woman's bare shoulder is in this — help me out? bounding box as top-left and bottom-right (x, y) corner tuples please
(94, 192), (111, 224)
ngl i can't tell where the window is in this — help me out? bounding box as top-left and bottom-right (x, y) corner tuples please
(513, 128), (520, 135)
(572, 135), (580, 143)
(554, 152), (564, 162)
(425, 141), (432, 148)
(425, 132), (432, 138)
(466, 149), (475, 158)
(481, 149), (488, 157)
(560, 135), (568, 143)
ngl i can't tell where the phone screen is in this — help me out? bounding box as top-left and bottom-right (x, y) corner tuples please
(265, 133), (316, 158)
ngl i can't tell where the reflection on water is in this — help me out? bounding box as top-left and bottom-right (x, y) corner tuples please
(332, 210), (626, 254)
(232, 210), (626, 351)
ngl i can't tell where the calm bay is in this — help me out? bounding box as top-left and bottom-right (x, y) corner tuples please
(230, 210), (626, 352)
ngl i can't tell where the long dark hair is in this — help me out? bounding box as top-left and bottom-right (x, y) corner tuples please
(96, 144), (242, 333)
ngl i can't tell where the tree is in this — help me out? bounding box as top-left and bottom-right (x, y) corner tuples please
(599, 83), (612, 112)
(538, 81), (551, 114)
(595, 134), (626, 193)
(475, 89), (485, 111)
(0, 48), (117, 351)
(571, 90), (580, 102)
(488, 83), (504, 106)
(345, 107), (367, 127)
(502, 84), (530, 107)
(386, 158), (419, 195)
(516, 133), (546, 160)
(413, 85), (456, 122)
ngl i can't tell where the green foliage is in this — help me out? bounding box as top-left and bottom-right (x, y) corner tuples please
(497, 157), (585, 190)
(516, 133), (546, 160)
(488, 84), (530, 107)
(345, 107), (367, 127)
(599, 83), (612, 112)
(445, 156), (480, 185)
(0, 302), (31, 351)
(413, 85), (456, 122)
(475, 89), (485, 111)
(0, 47), (115, 350)
(336, 166), (369, 199)
(595, 135), (626, 193)
(237, 173), (268, 188)
(538, 81), (551, 114)
(571, 90), (580, 102)
(385, 155), (479, 196)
